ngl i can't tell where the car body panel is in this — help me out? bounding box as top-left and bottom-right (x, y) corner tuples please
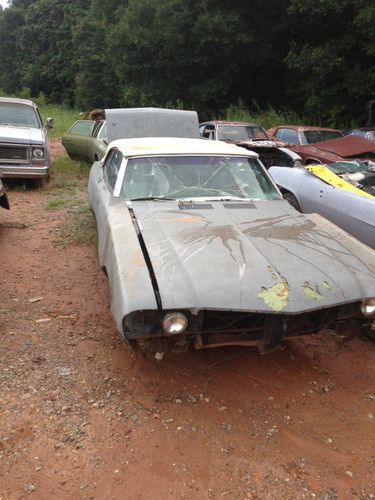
(106, 108), (199, 142)
(0, 97), (51, 179)
(131, 200), (375, 312)
(269, 166), (375, 248)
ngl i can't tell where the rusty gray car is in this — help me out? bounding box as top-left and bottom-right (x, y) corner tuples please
(88, 137), (375, 353)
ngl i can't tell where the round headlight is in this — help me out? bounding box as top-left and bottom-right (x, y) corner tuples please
(32, 147), (44, 159)
(293, 160), (303, 167)
(162, 312), (188, 335)
(360, 298), (375, 316)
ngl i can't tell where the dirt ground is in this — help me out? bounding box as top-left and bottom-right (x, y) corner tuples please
(1, 145), (375, 499)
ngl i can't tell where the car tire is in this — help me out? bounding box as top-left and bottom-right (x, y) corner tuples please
(283, 191), (301, 212)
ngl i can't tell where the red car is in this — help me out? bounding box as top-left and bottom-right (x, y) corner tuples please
(267, 125), (375, 165)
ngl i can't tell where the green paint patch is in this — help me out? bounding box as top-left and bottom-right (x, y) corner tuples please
(258, 278), (289, 312)
(303, 282), (324, 301)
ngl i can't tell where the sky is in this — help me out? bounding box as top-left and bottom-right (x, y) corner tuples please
(0, 0), (9, 8)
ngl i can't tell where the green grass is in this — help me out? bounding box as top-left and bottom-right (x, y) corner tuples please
(38, 103), (78, 139)
(44, 153), (96, 245)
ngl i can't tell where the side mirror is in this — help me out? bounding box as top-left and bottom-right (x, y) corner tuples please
(46, 117), (54, 129)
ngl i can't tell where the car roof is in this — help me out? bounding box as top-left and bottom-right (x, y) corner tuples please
(201, 120), (262, 128)
(275, 124), (340, 133)
(109, 137), (259, 158)
(0, 97), (35, 106)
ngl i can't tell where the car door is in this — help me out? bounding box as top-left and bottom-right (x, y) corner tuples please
(91, 121), (108, 161)
(95, 148), (124, 263)
(62, 120), (95, 160)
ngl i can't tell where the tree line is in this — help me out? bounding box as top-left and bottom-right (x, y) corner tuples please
(0, 0), (374, 127)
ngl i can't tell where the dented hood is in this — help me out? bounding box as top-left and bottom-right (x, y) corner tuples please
(311, 135), (375, 158)
(131, 200), (375, 314)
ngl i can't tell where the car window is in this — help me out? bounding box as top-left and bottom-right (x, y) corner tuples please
(92, 121), (107, 138)
(277, 128), (299, 144)
(97, 123), (107, 140)
(202, 125), (215, 140)
(217, 125), (268, 141)
(104, 149), (122, 191)
(0, 102), (40, 128)
(69, 120), (95, 136)
(120, 155), (281, 201)
(302, 130), (343, 144)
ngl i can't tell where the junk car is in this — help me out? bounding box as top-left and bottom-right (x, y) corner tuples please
(267, 125), (375, 166)
(269, 161), (375, 248)
(88, 137), (375, 352)
(0, 97), (52, 182)
(63, 108), (199, 163)
(199, 120), (302, 169)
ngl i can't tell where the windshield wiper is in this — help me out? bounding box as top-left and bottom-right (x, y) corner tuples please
(128, 196), (176, 201)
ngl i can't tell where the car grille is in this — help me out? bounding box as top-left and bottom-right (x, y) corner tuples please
(0, 145), (28, 162)
(200, 305), (358, 337)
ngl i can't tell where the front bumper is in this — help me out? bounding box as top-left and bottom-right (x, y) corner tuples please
(0, 164), (50, 179)
(122, 303), (374, 353)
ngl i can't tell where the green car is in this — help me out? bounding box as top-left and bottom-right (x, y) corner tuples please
(62, 120), (107, 162)
(62, 108), (200, 163)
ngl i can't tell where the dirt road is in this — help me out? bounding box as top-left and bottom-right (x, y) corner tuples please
(1, 151), (374, 499)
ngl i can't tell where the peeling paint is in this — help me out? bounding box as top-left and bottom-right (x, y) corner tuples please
(258, 278), (289, 312)
(303, 282), (324, 301)
(320, 280), (331, 290)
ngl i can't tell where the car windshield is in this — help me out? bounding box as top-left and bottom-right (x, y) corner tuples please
(120, 155), (281, 201)
(0, 102), (40, 128)
(326, 161), (374, 174)
(217, 125), (268, 141)
(301, 130), (343, 144)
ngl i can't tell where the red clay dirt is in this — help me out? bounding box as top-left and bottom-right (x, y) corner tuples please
(0, 147), (374, 499)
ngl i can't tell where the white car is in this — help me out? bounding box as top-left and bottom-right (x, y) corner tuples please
(88, 137), (375, 352)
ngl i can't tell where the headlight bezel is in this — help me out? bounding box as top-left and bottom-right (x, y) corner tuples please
(32, 147), (45, 160)
(162, 312), (188, 335)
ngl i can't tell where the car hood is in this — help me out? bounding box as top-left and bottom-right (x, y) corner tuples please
(131, 200), (375, 313)
(0, 125), (44, 145)
(310, 136), (375, 157)
(105, 108), (199, 142)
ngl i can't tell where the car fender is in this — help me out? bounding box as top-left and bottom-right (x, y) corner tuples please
(269, 166), (375, 248)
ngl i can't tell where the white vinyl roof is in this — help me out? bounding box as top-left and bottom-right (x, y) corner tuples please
(108, 137), (259, 158)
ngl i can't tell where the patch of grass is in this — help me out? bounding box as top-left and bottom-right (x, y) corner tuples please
(55, 202), (96, 246)
(47, 155), (89, 193)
